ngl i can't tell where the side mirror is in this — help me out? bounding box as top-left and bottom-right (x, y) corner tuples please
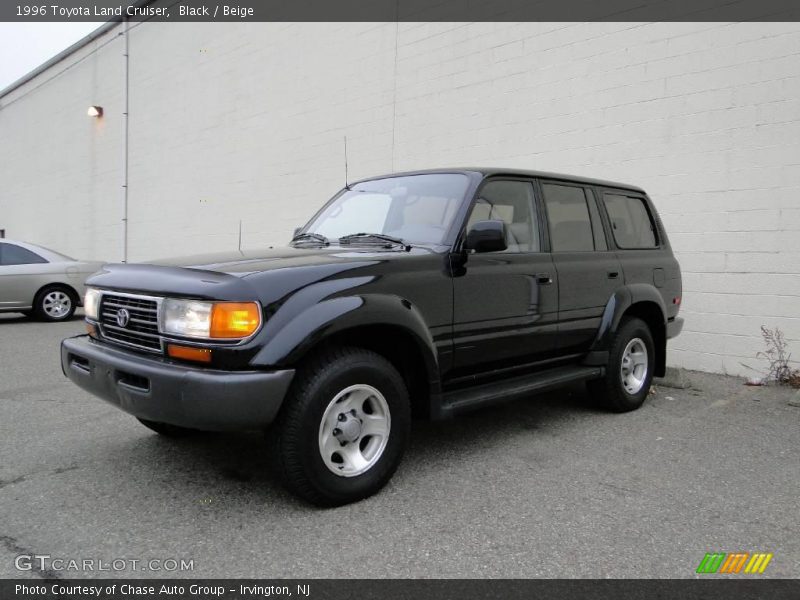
(464, 220), (507, 253)
(293, 227), (302, 237)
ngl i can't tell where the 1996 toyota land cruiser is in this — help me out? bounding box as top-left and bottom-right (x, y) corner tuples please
(61, 168), (683, 506)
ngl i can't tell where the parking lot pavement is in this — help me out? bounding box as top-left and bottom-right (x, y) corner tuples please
(1, 312), (798, 579)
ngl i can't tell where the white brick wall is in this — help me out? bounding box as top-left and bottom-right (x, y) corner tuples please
(1, 21), (799, 376)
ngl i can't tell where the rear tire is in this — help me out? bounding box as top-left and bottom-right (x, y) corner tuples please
(33, 285), (76, 322)
(588, 317), (655, 412)
(270, 346), (411, 507)
(137, 418), (202, 437)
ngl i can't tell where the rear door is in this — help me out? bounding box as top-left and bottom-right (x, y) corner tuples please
(538, 181), (622, 356)
(451, 178), (558, 375)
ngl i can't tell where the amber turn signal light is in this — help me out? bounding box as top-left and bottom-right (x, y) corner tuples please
(167, 344), (212, 363)
(86, 322), (97, 337)
(210, 302), (260, 338)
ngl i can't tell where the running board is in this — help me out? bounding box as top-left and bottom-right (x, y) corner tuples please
(440, 365), (604, 418)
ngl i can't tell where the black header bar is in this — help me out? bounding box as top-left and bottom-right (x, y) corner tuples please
(3, 579), (800, 600)
(2, 0), (800, 22)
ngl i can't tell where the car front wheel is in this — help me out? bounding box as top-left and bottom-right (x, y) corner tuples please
(270, 346), (411, 506)
(33, 286), (76, 321)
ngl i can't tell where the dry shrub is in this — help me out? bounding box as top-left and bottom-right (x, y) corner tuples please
(758, 326), (800, 388)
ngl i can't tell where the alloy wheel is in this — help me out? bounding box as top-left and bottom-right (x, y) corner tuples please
(318, 384), (391, 477)
(43, 290), (72, 319)
(620, 337), (648, 394)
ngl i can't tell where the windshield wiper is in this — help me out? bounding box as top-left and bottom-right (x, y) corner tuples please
(338, 233), (411, 250)
(291, 232), (329, 246)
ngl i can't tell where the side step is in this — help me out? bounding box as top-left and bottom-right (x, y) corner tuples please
(440, 365), (604, 418)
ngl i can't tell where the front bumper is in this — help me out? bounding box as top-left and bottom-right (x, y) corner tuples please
(61, 336), (294, 432)
(667, 317), (684, 339)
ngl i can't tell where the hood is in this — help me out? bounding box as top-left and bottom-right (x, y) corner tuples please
(85, 244), (441, 303)
(148, 246), (376, 277)
(146, 245), (421, 274)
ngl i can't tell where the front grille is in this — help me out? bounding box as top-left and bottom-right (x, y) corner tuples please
(99, 293), (162, 353)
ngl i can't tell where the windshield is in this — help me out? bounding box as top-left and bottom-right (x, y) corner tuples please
(302, 173), (469, 245)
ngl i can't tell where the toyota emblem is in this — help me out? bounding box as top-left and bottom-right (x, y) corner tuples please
(116, 308), (130, 328)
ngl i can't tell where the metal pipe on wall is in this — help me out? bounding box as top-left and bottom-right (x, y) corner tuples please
(121, 16), (129, 263)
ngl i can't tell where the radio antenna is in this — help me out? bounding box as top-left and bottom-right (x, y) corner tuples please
(344, 136), (350, 189)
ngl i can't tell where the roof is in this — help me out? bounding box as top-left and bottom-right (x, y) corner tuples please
(354, 167), (646, 193)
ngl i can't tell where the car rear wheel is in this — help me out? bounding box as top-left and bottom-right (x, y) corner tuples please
(270, 346), (411, 506)
(33, 285), (76, 322)
(588, 317), (655, 412)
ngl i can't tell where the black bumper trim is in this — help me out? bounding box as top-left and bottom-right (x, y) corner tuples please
(61, 336), (294, 432)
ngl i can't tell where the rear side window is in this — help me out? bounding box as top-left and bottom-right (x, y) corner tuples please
(541, 183), (597, 252)
(0, 243), (47, 266)
(603, 194), (658, 248)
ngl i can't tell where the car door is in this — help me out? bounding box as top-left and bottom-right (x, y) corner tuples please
(538, 181), (622, 356)
(0, 242), (50, 309)
(451, 178), (558, 376)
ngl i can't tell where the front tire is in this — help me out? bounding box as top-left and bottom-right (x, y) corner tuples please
(271, 347), (411, 507)
(588, 317), (655, 412)
(33, 285), (76, 322)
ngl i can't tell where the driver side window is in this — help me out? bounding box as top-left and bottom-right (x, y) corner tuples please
(466, 180), (540, 252)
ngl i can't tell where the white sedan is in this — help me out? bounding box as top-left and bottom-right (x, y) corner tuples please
(0, 239), (104, 321)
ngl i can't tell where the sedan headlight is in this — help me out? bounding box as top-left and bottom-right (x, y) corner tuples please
(162, 299), (260, 339)
(84, 288), (101, 320)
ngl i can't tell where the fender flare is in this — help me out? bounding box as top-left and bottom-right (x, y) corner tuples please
(252, 291), (441, 390)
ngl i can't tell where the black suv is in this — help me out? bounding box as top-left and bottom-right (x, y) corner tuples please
(61, 168), (683, 506)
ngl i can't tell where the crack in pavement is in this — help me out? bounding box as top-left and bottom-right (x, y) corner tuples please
(0, 475), (26, 489)
(0, 466), (80, 491)
(0, 535), (62, 579)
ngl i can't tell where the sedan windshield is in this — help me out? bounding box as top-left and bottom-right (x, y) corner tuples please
(302, 173), (469, 246)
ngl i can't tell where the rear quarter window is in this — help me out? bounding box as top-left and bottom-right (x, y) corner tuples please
(603, 194), (659, 249)
(0, 243), (48, 265)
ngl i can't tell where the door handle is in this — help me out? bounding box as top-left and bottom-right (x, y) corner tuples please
(536, 273), (553, 285)
(607, 271), (619, 279)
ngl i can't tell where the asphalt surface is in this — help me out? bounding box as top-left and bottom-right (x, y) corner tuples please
(1, 312), (798, 579)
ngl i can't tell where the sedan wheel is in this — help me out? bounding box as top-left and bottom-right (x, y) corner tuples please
(34, 286), (76, 321)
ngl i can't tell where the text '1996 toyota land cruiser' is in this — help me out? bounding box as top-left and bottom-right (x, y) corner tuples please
(61, 168), (683, 506)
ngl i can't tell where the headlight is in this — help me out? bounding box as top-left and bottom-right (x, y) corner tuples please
(162, 299), (260, 339)
(84, 288), (101, 320)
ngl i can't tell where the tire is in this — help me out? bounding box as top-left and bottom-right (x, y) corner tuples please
(588, 317), (655, 413)
(270, 346), (411, 507)
(33, 285), (76, 322)
(137, 418), (203, 437)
